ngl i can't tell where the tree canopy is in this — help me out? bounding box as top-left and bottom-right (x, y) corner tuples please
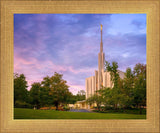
(14, 73), (28, 102)
(45, 72), (72, 110)
(87, 61), (146, 113)
(14, 73), (29, 108)
(14, 72), (84, 110)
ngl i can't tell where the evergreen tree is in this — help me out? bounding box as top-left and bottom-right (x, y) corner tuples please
(14, 73), (28, 107)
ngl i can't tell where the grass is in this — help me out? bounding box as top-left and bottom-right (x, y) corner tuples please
(93, 108), (146, 115)
(14, 108), (146, 119)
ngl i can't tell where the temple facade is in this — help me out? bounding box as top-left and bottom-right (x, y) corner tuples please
(85, 25), (124, 99)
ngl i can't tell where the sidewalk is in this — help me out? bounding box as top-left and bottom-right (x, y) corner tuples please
(68, 109), (92, 113)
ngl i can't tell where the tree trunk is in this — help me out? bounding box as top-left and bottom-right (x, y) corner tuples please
(56, 105), (58, 110)
(138, 103), (142, 114)
(139, 106), (142, 114)
(114, 104), (117, 109)
(55, 102), (59, 110)
(97, 104), (100, 111)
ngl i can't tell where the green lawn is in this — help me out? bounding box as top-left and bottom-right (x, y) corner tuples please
(14, 108), (146, 119)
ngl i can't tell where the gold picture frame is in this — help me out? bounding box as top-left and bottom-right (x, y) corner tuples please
(0, 0), (159, 132)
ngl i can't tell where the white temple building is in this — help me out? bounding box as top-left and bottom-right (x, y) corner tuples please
(85, 25), (125, 99)
(73, 25), (125, 109)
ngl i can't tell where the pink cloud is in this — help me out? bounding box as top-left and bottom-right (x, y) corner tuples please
(14, 54), (92, 94)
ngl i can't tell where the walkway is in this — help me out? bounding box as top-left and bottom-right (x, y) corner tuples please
(68, 109), (92, 113)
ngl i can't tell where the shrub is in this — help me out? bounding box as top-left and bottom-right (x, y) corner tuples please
(39, 107), (50, 110)
(104, 106), (114, 110)
(63, 106), (70, 111)
(15, 100), (32, 108)
(50, 106), (56, 110)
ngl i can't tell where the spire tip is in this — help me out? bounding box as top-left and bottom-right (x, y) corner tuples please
(100, 24), (103, 31)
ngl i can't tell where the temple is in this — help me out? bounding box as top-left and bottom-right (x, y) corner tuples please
(73, 25), (125, 109)
(85, 25), (125, 99)
(85, 24), (112, 99)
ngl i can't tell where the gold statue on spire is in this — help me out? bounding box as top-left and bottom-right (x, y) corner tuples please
(101, 24), (103, 31)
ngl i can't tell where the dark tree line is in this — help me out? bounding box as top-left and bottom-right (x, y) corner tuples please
(14, 72), (85, 110)
(87, 61), (146, 114)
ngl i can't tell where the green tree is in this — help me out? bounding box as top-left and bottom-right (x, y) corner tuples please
(105, 61), (124, 109)
(42, 72), (71, 110)
(122, 68), (135, 108)
(76, 90), (86, 101)
(78, 90), (85, 95)
(86, 94), (103, 111)
(29, 82), (41, 109)
(39, 86), (53, 107)
(99, 61), (146, 112)
(105, 61), (119, 88)
(98, 87), (112, 107)
(133, 63), (146, 114)
(14, 73), (28, 106)
(40, 76), (56, 107)
(67, 94), (77, 104)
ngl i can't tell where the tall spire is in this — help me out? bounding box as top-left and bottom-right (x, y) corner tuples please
(98, 24), (105, 90)
(100, 24), (103, 53)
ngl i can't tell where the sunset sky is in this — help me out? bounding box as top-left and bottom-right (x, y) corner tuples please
(14, 14), (146, 95)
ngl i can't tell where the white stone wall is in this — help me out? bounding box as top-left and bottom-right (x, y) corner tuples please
(85, 78), (88, 99)
(89, 77), (92, 97)
(95, 70), (98, 92)
(92, 76), (95, 96)
(103, 71), (107, 87)
(86, 70), (114, 99)
(118, 70), (125, 79)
